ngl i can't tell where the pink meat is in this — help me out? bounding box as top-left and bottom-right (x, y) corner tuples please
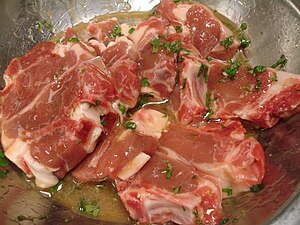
(0, 34), (121, 187)
(156, 0), (240, 60)
(101, 37), (141, 108)
(72, 108), (169, 182)
(207, 62), (300, 128)
(128, 17), (178, 98)
(116, 151), (223, 225)
(159, 120), (265, 194)
(87, 18), (119, 45)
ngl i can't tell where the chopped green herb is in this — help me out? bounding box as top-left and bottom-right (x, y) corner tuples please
(270, 73), (278, 82)
(64, 217), (72, 223)
(150, 38), (162, 53)
(250, 183), (264, 193)
(220, 217), (229, 224)
(175, 26), (183, 33)
(271, 54), (287, 70)
(141, 77), (150, 87)
(128, 27), (135, 34)
(241, 85), (252, 92)
(68, 37), (80, 42)
(100, 120), (107, 127)
(161, 161), (174, 179)
(239, 22), (248, 31)
(255, 79), (262, 91)
(173, 185), (182, 194)
(253, 65), (266, 74)
(192, 175), (197, 179)
(173, 0), (181, 3)
(204, 92), (217, 120)
(0, 170), (8, 178)
(137, 93), (154, 108)
(0, 151), (9, 167)
(123, 120), (137, 130)
(35, 22), (42, 32)
(220, 36), (234, 49)
(198, 63), (209, 83)
(117, 103), (126, 114)
(240, 38), (251, 48)
(41, 19), (53, 30)
(223, 60), (241, 80)
(78, 198), (100, 217)
(81, 68), (85, 74)
(232, 218), (239, 223)
(49, 180), (63, 195)
(193, 209), (202, 225)
(38, 215), (48, 220)
(206, 56), (213, 62)
(95, 100), (101, 106)
(109, 25), (122, 38)
(181, 78), (187, 90)
(17, 215), (33, 221)
(222, 188), (233, 196)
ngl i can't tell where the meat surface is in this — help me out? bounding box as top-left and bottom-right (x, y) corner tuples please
(116, 151), (223, 225)
(72, 108), (169, 182)
(207, 62), (300, 128)
(159, 120), (265, 194)
(0, 39), (114, 187)
(129, 17), (178, 98)
(156, 0), (240, 60)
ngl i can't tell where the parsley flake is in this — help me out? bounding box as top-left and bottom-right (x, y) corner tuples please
(271, 54), (287, 70)
(109, 25), (122, 38)
(141, 77), (150, 87)
(204, 92), (217, 120)
(220, 36), (234, 49)
(161, 161), (174, 179)
(175, 26), (183, 33)
(193, 210), (202, 224)
(68, 37), (80, 42)
(78, 198), (100, 217)
(250, 183), (264, 193)
(128, 27), (135, 34)
(239, 23), (248, 31)
(173, 185), (182, 194)
(222, 188), (233, 196)
(123, 120), (137, 130)
(117, 103), (126, 114)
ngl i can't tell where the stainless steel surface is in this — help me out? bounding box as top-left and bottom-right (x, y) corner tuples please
(0, 0), (299, 224)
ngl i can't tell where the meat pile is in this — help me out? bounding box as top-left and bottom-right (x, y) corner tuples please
(1, 0), (300, 224)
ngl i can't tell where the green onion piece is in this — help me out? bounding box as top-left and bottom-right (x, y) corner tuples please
(173, 185), (182, 194)
(255, 79), (262, 91)
(204, 92), (217, 120)
(137, 93), (154, 108)
(123, 120), (137, 130)
(0, 151), (9, 167)
(239, 23), (248, 31)
(41, 19), (53, 30)
(253, 65), (266, 74)
(192, 210), (202, 224)
(240, 38), (251, 48)
(270, 73), (278, 82)
(220, 36), (234, 49)
(68, 37), (80, 42)
(173, 0), (181, 3)
(271, 54), (287, 70)
(220, 217), (229, 224)
(100, 120), (107, 127)
(250, 183), (264, 193)
(222, 188), (233, 196)
(117, 103), (126, 114)
(95, 100), (101, 106)
(161, 161), (174, 180)
(150, 38), (162, 53)
(128, 27), (135, 34)
(175, 26), (183, 33)
(141, 77), (150, 87)
(109, 25), (122, 38)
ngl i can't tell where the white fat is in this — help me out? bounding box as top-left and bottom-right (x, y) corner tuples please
(88, 39), (107, 53)
(71, 103), (100, 125)
(132, 109), (169, 140)
(71, 103), (102, 153)
(51, 44), (66, 57)
(24, 151), (59, 188)
(117, 152), (151, 180)
(120, 23), (131, 36)
(4, 137), (59, 188)
(173, 4), (192, 23)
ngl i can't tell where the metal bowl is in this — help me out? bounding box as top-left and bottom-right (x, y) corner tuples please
(0, 0), (299, 224)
